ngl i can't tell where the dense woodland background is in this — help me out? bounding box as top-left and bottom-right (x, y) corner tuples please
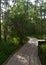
(0, 0), (46, 65)
(0, 0), (46, 43)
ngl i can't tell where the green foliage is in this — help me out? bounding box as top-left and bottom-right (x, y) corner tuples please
(9, 2), (30, 44)
(2, 0), (46, 41)
(39, 44), (46, 65)
(0, 40), (21, 65)
(0, 0), (46, 65)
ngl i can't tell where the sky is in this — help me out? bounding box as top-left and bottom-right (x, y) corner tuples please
(2, 0), (35, 12)
(30, 0), (34, 2)
(10, 0), (35, 5)
(2, 0), (46, 12)
(2, 0), (46, 11)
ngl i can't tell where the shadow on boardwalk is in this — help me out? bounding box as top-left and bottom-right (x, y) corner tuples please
(4, 38), (41, 65)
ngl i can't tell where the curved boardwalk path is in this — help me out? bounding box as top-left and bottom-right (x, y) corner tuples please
(4, 38), (41, 65)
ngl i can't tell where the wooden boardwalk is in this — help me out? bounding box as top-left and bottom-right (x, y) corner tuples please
(4, 38), (41, 65)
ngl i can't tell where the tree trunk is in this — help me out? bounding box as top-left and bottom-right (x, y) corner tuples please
(4, 23), (7, 42)
(0, 0), (1, 41)
(19, 37), (23, 45)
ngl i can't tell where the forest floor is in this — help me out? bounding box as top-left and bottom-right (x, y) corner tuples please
(4, 38), (41, 65)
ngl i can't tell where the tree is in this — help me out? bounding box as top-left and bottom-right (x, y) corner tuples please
(0, 0), (1, 41)
(8, 1), (31, 44)
(2, 0), (46, 42)
(3, 0), (10, 41)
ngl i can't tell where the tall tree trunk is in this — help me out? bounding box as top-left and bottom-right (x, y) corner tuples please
(4, 0), (9, 42)
(0, 0), (1, 41)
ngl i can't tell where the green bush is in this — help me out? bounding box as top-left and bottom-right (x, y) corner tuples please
(0, 41), (20, 65)
(39, 44), (46, 65)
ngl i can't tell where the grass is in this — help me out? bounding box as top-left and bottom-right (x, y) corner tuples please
(38, 44), (46, 65)
(0, 38), (22, 65)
